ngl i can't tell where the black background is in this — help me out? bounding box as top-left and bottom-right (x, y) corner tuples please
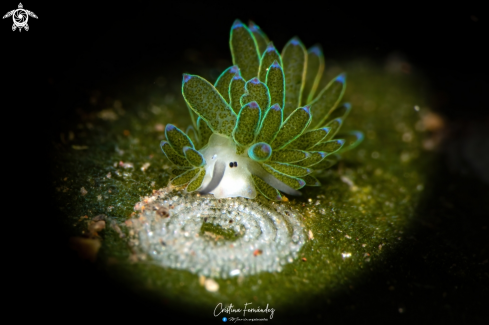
(4, 1), (488, 323)
(3, 2), (487, 125)
(5, 2), (488, 121)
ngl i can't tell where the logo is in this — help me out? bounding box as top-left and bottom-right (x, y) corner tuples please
(214, 302), (275, 322)
(3, 3), (38, 32)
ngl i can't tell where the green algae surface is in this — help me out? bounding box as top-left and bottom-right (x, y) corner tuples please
(51, 60), (433, 321)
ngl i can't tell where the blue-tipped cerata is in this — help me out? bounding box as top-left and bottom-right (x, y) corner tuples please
(290, 37), (300, 45)
(248, 21), (259, 32)
(250, 77), (260, 84)
(248, 101), (259, 108)
(336, 73), (346, 84)
(232, 19), (243, 29)
(309, 45), (322, 56)
(270, 103), (281, 111)
(159, 20), (363, 201)
(271, 61), (281, 68)
(183, 74), (192, 83)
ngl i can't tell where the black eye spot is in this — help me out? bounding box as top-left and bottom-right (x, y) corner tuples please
(229, 162), (233, 168)
(234, 161), (238, 167)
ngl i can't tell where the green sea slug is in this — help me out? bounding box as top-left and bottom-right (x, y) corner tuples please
(160, 19), (363, 200)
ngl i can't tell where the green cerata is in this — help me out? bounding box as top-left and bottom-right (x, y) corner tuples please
(160, 19), (364, 201)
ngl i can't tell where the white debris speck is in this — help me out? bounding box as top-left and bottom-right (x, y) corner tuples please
(340, 176), (355, 187)
(230, 269), (240, 276)
(119, 161), (134, 169)
(342, 252), (352, 259)
(106, 172), (111, 179)
(204, 278), (219, 292)
(80, 187), (88, 196)
(308, 230), (314, 240)
(141, 162), (151, 172)
(97, 195), (102, 201)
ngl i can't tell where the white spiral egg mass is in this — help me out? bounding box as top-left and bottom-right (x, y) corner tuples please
(127, 187), (307, 278)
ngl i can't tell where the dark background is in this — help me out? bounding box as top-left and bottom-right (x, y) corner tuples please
(5, 2), (487, 121)
(5, 1), (488, 323)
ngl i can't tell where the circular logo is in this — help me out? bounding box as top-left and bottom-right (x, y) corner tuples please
(13, 9), (28, 27)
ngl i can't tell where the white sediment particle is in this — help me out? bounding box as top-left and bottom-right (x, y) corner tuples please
(119, 161), (134, 169)
(127, 188), (307, 278)
(204, 278), (219, 292)
(342, 252), (352, 259)
(141, 162), (151, 172)
(340, 176), (355, 187)
(308, 230), (314, 240)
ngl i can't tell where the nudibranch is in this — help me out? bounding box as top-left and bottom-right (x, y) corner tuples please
(160, 20), (363, 200)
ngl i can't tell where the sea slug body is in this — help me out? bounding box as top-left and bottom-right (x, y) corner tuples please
(160, 19), (364, 201)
